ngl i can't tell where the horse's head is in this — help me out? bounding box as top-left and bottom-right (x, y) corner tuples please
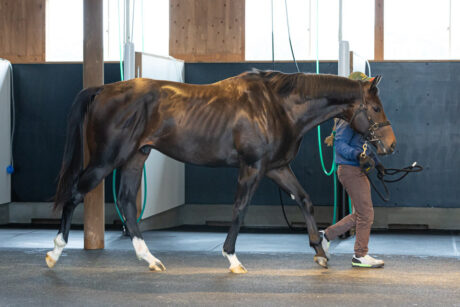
(347, 76), (396, 155)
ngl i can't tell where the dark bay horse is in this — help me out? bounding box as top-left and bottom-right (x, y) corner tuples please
(46, 70), (396, 273)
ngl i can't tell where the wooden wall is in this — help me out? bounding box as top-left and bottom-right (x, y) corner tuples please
(170, 0), (245, 62)
(374, 0), (384, 61)
(0, 0), (390, 64)
(0, 0), (46, 63)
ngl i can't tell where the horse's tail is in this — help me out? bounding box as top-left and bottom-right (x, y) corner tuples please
(53, 86), (101, 211)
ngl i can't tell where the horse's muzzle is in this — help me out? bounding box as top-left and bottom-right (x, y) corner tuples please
(375, 139), (396, 155)
(374, 125), (396, 155)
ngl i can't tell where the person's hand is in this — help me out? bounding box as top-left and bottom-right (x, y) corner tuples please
(358, 153), (375, 174)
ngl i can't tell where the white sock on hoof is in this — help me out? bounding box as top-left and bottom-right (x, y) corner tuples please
(132, 237), (161, 266)
(222, 250), (243, 269)
(47, 233), (66, 263)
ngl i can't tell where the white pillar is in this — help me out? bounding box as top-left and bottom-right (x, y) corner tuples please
(124, 0), (135, 80)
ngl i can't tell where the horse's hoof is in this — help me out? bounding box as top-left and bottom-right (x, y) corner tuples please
(314, 256), (328, 268)
(229, 264), (248, 274)
(45, 253), (56, 268)
(149, 261), (166, 272)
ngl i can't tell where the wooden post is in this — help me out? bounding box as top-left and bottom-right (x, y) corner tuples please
(374, 0), (384, 61)
(83, 0), (104, 250)
(349, 51), (354, 73)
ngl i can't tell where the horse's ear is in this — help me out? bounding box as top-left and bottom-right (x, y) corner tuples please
(368, 75), (382, 94)
(370, 75), (382, 88)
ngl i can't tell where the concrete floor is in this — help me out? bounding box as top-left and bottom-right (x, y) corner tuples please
(0, 228), (460, 306)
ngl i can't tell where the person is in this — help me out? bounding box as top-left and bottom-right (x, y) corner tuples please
(319, 72), (385, 268)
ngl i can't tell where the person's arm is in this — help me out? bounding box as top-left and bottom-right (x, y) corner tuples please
(334, 123), (361, 161)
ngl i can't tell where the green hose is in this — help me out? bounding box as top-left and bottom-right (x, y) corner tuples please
(348, 196), (353, 215)
(317, 129), (338, 224)
(112, 166), (147, 225)
(313, 0), (340, 225)
(112, 0), (147, 225)
(317, 128), (336, 176)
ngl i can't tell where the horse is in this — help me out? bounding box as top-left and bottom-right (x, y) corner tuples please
(46, 70), (396, 273)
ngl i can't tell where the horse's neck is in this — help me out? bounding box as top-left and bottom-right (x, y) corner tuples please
(292, 78), (360, 137)
(303, 75), (362, 102)
(294, 99), (350, 137)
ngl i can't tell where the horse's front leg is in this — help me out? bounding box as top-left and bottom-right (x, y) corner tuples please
(266, 165), (328, 268)
(222, 161), (262, 274)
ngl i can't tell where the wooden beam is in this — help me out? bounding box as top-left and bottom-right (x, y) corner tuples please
(170, 0), (245, 62)
(83, 0), (104, 250)
(349, 51), (354, 73)
(374, 0), (384, 61)
(0, 0), (46, 63)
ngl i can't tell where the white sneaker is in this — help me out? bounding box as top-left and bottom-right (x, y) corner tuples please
(319, 230), (330, 260)
(352, 254), (384, 268)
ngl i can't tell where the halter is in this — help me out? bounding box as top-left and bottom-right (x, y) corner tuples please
(349, 83), (391, 144)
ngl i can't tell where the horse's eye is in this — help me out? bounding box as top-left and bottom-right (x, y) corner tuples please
(373, 106), (381, 113)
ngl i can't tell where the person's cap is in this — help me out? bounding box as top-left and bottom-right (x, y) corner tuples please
(348, 71), (373, 81)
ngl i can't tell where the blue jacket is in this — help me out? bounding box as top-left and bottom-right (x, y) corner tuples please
(334, 119), (380, 166)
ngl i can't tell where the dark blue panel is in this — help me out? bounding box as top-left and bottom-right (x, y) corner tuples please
(10, 62), (460, 208)
(11, 63), (121, 202)
(184, 62), (460, 208)
(367, 62), (460, 207)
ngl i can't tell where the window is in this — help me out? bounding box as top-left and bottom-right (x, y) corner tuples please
(46, 0), (83, 61)
(341, 0), (374, 60)
(385, 0), (460, 60)
(46, 0), (169, 62)
(245, 0), (374, 61)
(105, 0), (169, 61)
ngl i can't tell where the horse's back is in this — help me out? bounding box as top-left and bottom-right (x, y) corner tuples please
(86, 74), (290, 167)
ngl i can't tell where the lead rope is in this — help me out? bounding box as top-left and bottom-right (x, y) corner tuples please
(370, 162), (423, 202)
(360, 144), (423, 202)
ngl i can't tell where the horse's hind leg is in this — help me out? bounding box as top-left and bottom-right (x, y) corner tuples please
(46, 163), (113, 268)
(222, 161), (262, 274)
(118, 151), (165, 271)
(266, 166), (328, 268)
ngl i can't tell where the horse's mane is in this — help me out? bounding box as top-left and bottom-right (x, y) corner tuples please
(245, 69), (361, 101)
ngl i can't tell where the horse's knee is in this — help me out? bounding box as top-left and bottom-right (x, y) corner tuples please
(70, 191), (83, 206)
(300, 197), (314, 215)
(232, 203), (248, 220)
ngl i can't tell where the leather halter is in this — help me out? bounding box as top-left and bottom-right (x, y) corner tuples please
(349, 83), (391, 143)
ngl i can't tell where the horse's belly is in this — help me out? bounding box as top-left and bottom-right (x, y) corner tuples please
(147, 135), (239, 167)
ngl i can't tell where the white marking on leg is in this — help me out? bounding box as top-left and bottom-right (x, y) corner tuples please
(290, 194), (295, 200)
(222, 250), (244, 270)
(132, 237), (165, 270)
(46, 233), (66, 267)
